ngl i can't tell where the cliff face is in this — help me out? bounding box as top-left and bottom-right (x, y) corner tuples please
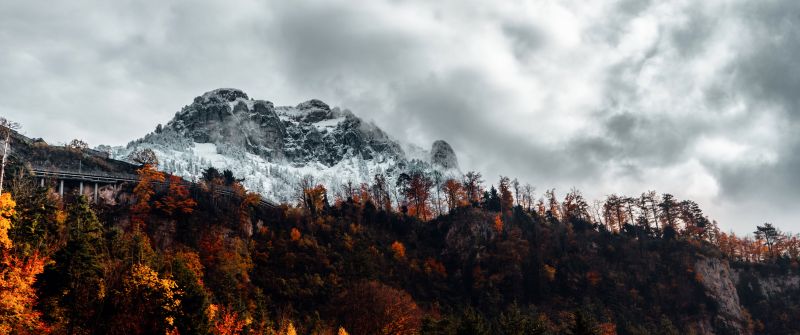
(695, 257), (753, 334)
(733, 268), (800, 300)
(693, 256), (800, 335)
(137, 88), (434, 167)
(693, 255), (800, 335)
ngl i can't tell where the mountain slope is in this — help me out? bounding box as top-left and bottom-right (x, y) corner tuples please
(111, 88), (460, 203)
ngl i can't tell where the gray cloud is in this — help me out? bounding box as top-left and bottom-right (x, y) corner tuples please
(1, 0), (799, 233)
(501, 23), (545, 61)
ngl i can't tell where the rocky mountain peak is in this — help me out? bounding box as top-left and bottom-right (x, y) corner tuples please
(294, 99), (333, 123)
(198, 88), (249, 103)
(296, 99), (330, 111)
(430, 140), (459, 170)
(116, 88), (463, 203)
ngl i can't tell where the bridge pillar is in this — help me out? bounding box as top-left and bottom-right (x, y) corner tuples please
(40, 178), (44, 187)
(94, 183), (98, 203)
(59, 180), (64, 197)
(79, 182), (83, 196)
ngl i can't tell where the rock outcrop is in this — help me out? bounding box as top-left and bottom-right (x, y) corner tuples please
(163, 89), (408, 166)
(295, 99), (332, 123)
(430, 140), (459, 170)
(695, 257), (752, 334)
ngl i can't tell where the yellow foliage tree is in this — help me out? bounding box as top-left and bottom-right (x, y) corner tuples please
(0, 193), (14, 249)
(113, 263), (182, 334)
(282, 321), (297, 335)
(338, 327), (350, 335)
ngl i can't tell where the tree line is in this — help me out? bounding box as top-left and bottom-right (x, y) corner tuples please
(298, 168), (795, 266)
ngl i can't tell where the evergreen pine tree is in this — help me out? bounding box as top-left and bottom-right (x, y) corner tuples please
(37, 196), (106, 334)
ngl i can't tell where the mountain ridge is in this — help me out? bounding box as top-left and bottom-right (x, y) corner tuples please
(111, 88), (461, 203)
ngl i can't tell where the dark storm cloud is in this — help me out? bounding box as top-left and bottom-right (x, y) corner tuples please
(266, 2), (427, 84)
(1, 0), (799, 233)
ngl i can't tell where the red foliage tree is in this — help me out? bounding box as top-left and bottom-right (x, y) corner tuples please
(156, 175), (197, 217)
(335, 281), (422, 335)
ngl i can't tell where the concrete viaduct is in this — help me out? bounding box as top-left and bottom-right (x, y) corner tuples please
(31, 166), (136, 202)
(29, 166), (276, 208)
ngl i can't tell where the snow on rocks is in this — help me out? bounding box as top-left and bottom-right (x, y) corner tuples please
(110, 88), (462, 205)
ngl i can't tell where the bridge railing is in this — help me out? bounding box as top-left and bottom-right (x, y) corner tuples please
(30, 163), (138, 181)
(31, 168), (138, 183)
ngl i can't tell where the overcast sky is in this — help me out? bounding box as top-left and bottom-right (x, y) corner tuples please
(2, 0), (798, 234)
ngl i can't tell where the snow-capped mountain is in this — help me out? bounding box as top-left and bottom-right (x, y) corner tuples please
(110, 88), (460, 204)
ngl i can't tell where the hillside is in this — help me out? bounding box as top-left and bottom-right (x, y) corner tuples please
(0, 97), (798, 334)
(0, 139), (798, 334)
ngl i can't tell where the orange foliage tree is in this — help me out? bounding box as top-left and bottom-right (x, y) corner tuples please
(398, 172), (434, 221)
(0, 252), (48, 334)
(494, 214), (504, 233)
(290, 228), (302, 242)
(0, 193), (50, 334)
(442, 179), (466, 213)
(303, 184), (328, 218)
(391, 241), (406, 260)
(0, 193), (11, 249)
(132, 163), (165, 230)
(211, 305), (246, 335)
(498, 176), (514, 214)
